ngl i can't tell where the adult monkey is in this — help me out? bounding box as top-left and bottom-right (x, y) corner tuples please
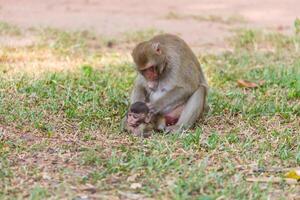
(130, 34), (208, 132)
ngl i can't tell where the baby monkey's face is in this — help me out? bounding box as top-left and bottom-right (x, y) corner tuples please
(127, 112), (149, 127)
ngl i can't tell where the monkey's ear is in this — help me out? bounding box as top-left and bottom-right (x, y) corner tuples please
(152, 42), (161, 55)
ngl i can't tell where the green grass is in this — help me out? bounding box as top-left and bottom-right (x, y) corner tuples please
(0, 21), (299, 199)
(124, 28), (164, 43)
(165, 11), (247, 25)
(0, 21), (21, 36)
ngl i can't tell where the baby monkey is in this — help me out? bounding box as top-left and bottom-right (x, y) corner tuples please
(125, 102), (182, 137)
(125, 102), (155, 138)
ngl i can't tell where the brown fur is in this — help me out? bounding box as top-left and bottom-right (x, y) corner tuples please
(130, 34), (208, 132)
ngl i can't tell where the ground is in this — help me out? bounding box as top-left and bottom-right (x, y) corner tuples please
(1, 0), (300, 52)
(0, 1), (300, 200)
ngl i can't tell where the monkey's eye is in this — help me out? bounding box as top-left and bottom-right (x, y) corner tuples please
(147, 66), (156, 73)
(132, 115), (138, 119)
(140, 65), (156, 73)
(150, 65), (156, 71)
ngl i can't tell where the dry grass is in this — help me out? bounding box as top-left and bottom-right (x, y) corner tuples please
(165, 11), (247, 25)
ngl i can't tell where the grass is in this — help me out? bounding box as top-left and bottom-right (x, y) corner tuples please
(0, 21), (300, 199)
(124, 28), (164, 43)
(165, 11), (247, 25)
(0, 21), (21, 36)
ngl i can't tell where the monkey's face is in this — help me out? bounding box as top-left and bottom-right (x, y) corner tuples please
(127, 112), (147, 127)
(132, 42), (166, 89)
(140, 64), (160, 90)
(140, 65), (159, 81)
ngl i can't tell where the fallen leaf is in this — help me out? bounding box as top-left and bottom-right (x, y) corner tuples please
(237, 79), (260, 88)
(106, 175), (119, 184)
(42, 172), (51, 180)
(127, 174), (139, 182)
(258, 80), (265, 85)
(166, 179), (176, 186)
(130, 183), (142, 189)
(82, 187), (97, 194)
(80, 183), (97, 194)
(285, 169), (300, 180)
(118, 191), (146, 200)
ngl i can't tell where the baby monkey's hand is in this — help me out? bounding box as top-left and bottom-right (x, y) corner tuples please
(146, 103), (157, 115)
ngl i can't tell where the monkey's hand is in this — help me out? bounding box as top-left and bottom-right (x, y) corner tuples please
(131, 128), (143, 137)
(146, 103), (157, 115)
(165, 125), (181, 133)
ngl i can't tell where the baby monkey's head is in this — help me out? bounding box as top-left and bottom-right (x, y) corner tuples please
(127, 102), (151, 127)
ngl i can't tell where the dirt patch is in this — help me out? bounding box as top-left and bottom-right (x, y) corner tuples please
(0, 0), (299, 53)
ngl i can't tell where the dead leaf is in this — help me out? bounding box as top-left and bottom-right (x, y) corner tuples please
(258, 80), (265, 85)
(118, 191), (146, 200)
(166, 177), (176, 186)
(237, 79), (261, 88)
(130, 183), (142, 189)
(106, 175), (120, 184)
(285, 169), (300, 180)
(80, 183), (97, 194)
(246, 177), (298, 184)
(42, 172), (51, 180)
(127, 174), (139, 182)
(82, 187), (97, 194)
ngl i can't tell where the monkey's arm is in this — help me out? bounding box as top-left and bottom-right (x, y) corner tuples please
(130, 124), (147, 137)
(130, 76), (147, 103)
(139, 123), (154, 138)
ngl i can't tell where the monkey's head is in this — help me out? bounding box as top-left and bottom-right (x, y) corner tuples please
(132, 41), (166, 90)
(127, 101), (151, 127)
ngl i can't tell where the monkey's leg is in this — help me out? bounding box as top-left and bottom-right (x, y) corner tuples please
(155, 115), (166, 131)
(174, 86), (206, 130)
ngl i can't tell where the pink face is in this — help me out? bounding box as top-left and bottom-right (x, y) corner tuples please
(140, 66), (159, 90)
(142, 66), (158, 81)
(127, 112), (146, 127)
